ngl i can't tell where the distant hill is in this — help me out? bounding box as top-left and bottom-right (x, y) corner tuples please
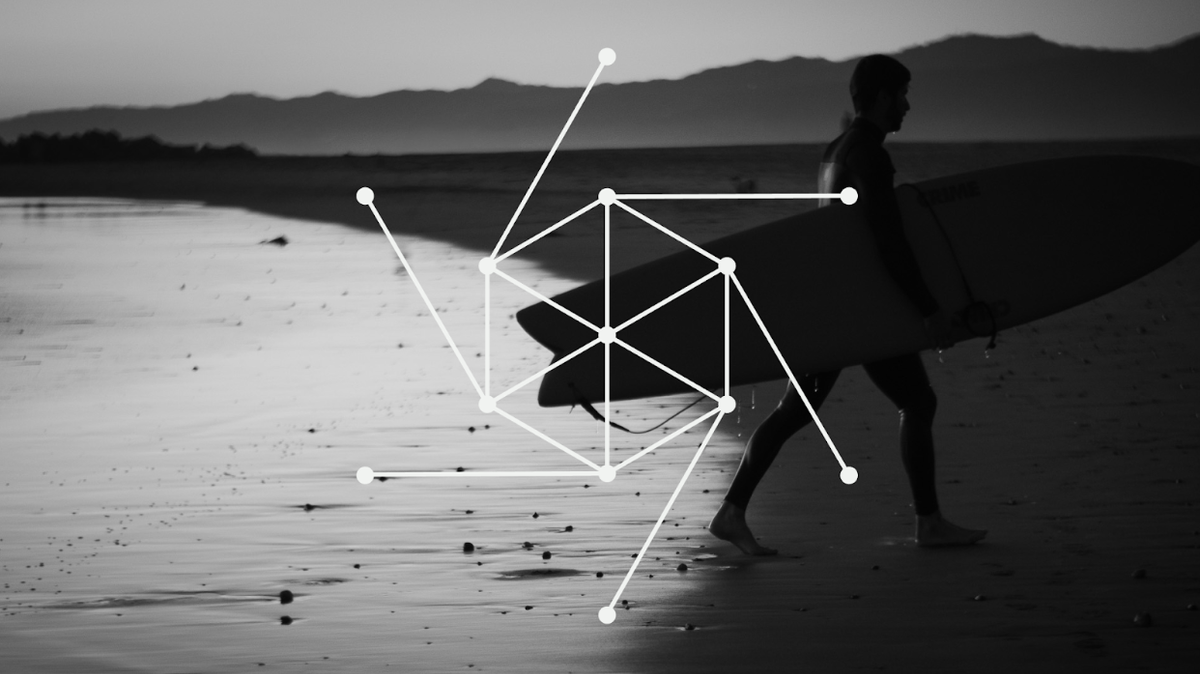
(1, 33), (1197, 155)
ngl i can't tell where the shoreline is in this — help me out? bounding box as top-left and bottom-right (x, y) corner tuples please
(3, 139), (1198, 285)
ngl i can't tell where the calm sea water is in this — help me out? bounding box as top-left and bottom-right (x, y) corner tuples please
(0, 197), (743, 673)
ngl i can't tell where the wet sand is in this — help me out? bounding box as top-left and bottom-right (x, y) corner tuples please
(2, 141), (1199, 672)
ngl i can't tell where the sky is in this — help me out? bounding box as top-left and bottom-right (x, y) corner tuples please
(2, 0), (1199, 121)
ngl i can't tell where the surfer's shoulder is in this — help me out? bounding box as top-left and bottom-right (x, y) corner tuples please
(826, 123), (884, 168)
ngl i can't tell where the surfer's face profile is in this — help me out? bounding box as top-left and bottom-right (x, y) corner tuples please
(885, 84), (910, 132)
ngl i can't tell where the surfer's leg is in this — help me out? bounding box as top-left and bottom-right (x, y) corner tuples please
(864, 353), (986, 547)
(710, 370), (840, 555)
(863, 354), (939, 515)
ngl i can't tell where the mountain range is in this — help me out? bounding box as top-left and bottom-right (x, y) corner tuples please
(2, 33), (1197, 155)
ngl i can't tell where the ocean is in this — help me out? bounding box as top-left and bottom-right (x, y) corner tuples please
(0, 196), (749, 672)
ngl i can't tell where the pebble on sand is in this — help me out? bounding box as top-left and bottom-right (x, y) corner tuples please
(280, 616), (293, 625)
(532, 512), (539, 518)
(1133, 611), (1153, 627)
(280, 590), (294, 605)
(596, 572), (604, 578)
(522, 542), (533, 549)
(463, 542), (475, 552)
(565, 525), (573, 532)
(677, 563), (688, 572)
(542, 551), (551, 560)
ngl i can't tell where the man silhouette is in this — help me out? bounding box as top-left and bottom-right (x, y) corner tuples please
(708, 54), (988, 555)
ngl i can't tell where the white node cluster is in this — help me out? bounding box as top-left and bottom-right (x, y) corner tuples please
(355, 49), (856, 625)
(719, 396), (737, 414)
(840, 466), (859, 485)
(598, 605), (616, 624)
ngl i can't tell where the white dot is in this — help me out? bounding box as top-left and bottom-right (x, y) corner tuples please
(598, 326), (616, 344)
(356, 187), (374, 205)
(840, 466), (858, 485)
(718, 257), (736, 274)
(478, 396), (496, 414)
(356, 466), (374, 484)
(598, 48), (616, 66)
(598, 188), (616, 205)
(598, 605), (616, 624)
(719, 396), (736, 414)
(598, 465), (616, 483)
(478, 257), (496, 275)
(840, 187), (858, 205)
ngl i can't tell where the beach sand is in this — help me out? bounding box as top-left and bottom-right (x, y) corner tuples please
(1, 142), (1198, 672)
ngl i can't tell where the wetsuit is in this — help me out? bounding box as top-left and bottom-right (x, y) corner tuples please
(723, 117), (941, 516)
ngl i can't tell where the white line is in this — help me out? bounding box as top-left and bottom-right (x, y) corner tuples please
(724, 271), (730, 394)
(372, 471), (599, 478)
(494, 337), (600, 404)
(614, 406), (720, 470)
(485, 271), (491, 396)
(604, 200), (611, 469)
(494, 406), (602, 471)
(605, 201), (611, 330)
(493, 268), (601, 333)
(491, 60), (610, 259)
(730, 273), (846, 469)
(605, 336), (611, 469)
(615, 193), (841, 201)
(495, 200), (601, 263)
(614, 268), (722, 332)
(613, 201), (721, 264)
(368, 203), (483, 398)
(614, 338), (722, 405)
(609, 412), (724, 608)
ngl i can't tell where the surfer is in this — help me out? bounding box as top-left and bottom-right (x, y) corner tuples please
(709, 54), (988, 555)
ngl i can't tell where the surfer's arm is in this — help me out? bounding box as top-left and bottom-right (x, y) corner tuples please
(849, 151), (940, 318)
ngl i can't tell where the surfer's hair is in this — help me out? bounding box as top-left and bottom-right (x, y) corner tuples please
(850, 55), (911, 113)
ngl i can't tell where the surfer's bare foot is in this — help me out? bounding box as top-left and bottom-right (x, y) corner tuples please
(916, 511), (987, 548)
(708, 501), (778, 556)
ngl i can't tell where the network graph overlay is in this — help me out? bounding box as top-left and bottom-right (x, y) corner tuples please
(355, 48), (859, 625)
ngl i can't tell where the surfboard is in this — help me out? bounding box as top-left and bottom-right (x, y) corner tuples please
(516, 156), (1200, 407)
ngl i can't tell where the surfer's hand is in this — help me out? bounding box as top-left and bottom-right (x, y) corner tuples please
(924, 310), (953, 350)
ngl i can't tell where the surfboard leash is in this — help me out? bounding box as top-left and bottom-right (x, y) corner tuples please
(905, 184), (1000, 350)
(567, 382), (708, 435)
